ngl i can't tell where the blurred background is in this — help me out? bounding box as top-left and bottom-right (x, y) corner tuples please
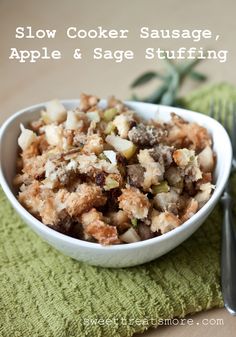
(1, 0), (236, 124)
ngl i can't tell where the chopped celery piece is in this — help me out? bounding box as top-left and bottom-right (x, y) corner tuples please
(103, 108), (118, 122)
(104, 176), (119, 191)
(131, 218), (138, 227)
(105, 121), (116, 134)
(152, 181), (170, 194)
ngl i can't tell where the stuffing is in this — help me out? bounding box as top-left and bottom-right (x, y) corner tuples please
(79, 93), (99, 112)
(118, 187), (150, 219)
(127, 164), (145, 188)
(65, 110), (81, 131)
(65, 110), (89, 133)
(103, 173), (123, 190)
(15, 94), (215, 245)
(76, 154), (99, 175)
(113, 114), (132, 138)
(64, 184), (107, 217)
(44, 124), (63, 147)
(80, 208), (103, 226)
(18, 124), (37, 151)
(154, 188), (179, 214)
(76, 154), (119, 177)
(198, 145), (215, 172)
(150, 210), (181, 234)
(72, 130), (87, 147)
(183, 180), (196, 196)
(79, 208), (103, 240)
(29, 118), (45, 132)
(13, 173), (32, 187)
(196, 173), (212, 189)
(173, 148), (195, 168)
(138, 149), (164, 190)
(128, 123), (166, 147)
(19, 184), (66, 227)
(44, 159), (76, 188)
(85, 220), (120, 245)
(22, 153), (48, 180)
(164, 166), (183, 189)
(18, 181), (41, 216)
(107, 210), (131, 230)
(39, 190), (64, 225)
(103, 150), (117, 165)
(173, 148), (202, 182)
(37, 135), (49, 153)
(150, 144), (174, 168)
(137, 223), (154, 240)
(44, 100), (67, 123)
(82, 134), (104, 155)
(194, 183), (214, 208)
(21, 135), (47, 160)
(107, 95), (125, 112)
(120, 227), (141, 243)
(167, 113), (212, 151)
(105, 134), (137, 160)
(180, 198), (198, 223)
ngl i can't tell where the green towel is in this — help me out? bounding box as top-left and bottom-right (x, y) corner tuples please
(1, 83), (236, 337)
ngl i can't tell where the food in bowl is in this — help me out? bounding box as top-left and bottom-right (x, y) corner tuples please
(14, 94), (215, 245)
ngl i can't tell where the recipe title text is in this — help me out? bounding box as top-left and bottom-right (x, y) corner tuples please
(9, 26), (228, 64)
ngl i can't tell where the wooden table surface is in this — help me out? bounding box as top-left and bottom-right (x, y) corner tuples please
(1, 0), (235, 336)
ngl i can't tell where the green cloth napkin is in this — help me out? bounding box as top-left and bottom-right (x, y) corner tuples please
(1, 83), (236, 337)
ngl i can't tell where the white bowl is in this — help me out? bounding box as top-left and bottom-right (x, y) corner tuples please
(0, 100), (232, 267)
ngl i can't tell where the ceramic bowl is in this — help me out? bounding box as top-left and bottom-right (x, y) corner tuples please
(0, 100), (232, 267)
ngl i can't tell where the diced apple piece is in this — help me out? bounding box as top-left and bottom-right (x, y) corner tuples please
(195, 182), (214, 208)
(198, 146), (214, 172)
(150, 211), (181, 234)
(120, 227), (141, 243)
(41, 110), (51, 124)
(44, 124), (63, 146)
(18, 124), (36, 151)
(65, 110), (79, 130)
(87, 111), (100, 123)
(106, 135), (136, 159)
(45, 99), (66, 123)
(103, 150), (117, 164)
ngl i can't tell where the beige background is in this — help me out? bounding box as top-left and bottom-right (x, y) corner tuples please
(0, 0), (235, 336)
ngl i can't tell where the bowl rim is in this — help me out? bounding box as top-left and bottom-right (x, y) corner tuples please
(0, 99), (232, 251)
